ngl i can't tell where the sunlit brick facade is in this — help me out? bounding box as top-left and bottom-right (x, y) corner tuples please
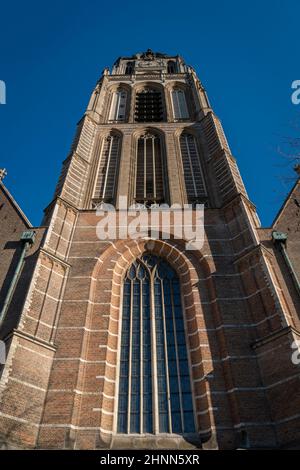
(0, 50), (300, 449)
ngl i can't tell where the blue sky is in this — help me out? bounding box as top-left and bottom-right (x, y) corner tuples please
(0, 0), (299, 226)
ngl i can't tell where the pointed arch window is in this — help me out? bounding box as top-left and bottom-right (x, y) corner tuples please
(125, 61), (134, 75)
(117, 254), (195, 435)
(93, 133), (121, 203)
(171, 89), (189, 120)
(109, 90), (127, 122)
(135, 133), (165, 205)
(180, 133), (207, 203)
(167, 61), (177, 74)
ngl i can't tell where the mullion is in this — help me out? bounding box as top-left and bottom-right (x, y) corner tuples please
(102, 137), (113, 198)
(184, 134), (197, 197)
(117, 256), (195, 436)
(105, 137), (119, 200)
(154, 278), (169, 432)
(143, 277), (153, 433)
(140, 278), (143, 433)
(130, 279), (141, 433)
(95, 138), (110, 198)
(169, 279), (185, 434)
(172, 278), (195, 433)
(154, 138), (163, 201)
(117, 279), (130, 433)
(163, 276), (183, 434)
(160, 277), (172, 433)
(136, 139), (145, 201)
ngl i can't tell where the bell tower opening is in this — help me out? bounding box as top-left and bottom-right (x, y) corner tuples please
(135, 88), (164, 123)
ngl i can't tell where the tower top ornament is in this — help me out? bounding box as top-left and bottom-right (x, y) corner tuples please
(141, 49), (155, 60)
(0, 168), (7, 182)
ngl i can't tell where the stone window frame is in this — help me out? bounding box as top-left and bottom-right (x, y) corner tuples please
(165, 82), (196, 122)
(116, 253), (196, 435)
(90, 130), (123, 206)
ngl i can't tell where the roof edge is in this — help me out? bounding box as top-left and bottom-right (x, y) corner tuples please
(272, 177), (300, 227)
(0, 181), (32, 228)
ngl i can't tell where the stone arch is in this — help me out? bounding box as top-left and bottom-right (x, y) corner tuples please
(133, 81), (165, 94)
(83, 237), (217, 444)
(98, 127), (124, 140)
(131, 125), (166, 141)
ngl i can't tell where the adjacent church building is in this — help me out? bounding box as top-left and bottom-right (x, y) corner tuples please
(0, 50), (300, 450)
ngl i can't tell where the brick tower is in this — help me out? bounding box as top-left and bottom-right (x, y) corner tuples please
(0, 50), (300, 450)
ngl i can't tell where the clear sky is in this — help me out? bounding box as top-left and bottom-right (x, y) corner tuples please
(0, 0), (299, 227)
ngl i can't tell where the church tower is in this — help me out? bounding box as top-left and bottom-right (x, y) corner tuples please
(0, 50), (300, 450)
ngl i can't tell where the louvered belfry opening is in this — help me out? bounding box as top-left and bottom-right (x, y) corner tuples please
(125, 61), (134, 75)
(135, 133), (165, 206)
(135, 88), (163, 122)
(167, 60), (176, 74)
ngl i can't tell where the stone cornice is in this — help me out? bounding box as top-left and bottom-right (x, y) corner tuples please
(252, 325), (300, 349)
(220, 191), (257, 213)
(233, 243), (273, 266)
(4, 329), (57, 352)
(39, 248), (71, 270)
(43, 195), (79, 217)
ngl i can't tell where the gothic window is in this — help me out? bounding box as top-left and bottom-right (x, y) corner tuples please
(135, 88), (164, 122)
(109, 90), (127, 122)
(180, 133), (207, 203)
(135, 133), (165, 205)
(93, 133), (121, 203)
(171, 89), (189, 120)
(117, 254), (195, 435)
(125, 61), (134, 75)
(167, 60), (177, 74)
